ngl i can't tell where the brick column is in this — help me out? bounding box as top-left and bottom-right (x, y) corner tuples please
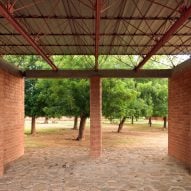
(0, 70), (4, 176)
(90, 76), (102, 157)
(0, 69), (24, 176)
(168, 60), (191, 167)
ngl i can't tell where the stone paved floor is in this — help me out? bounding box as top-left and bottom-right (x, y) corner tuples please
(0, 131), (191, 190)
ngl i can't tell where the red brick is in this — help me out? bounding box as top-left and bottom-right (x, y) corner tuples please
(90, 76), (102, 157)
(169, 65), (191, 167)
(0, 69), (24, 176)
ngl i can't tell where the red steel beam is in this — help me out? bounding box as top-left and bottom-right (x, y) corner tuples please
(0, 2), (58, 70)
(95, 0), (101, 70)
(135, 5), (191, 71)
(0, 16), (187, 21)
(1, 33), (191, 37)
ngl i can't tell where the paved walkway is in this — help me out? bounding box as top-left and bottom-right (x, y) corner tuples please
(0, 131), (191, 190)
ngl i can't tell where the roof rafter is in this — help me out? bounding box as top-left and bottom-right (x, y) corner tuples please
(95, 0), (101, 70)
(0, 16), (189, 21)
(0, 2), (58, 70)
(135, 4), (191, 71)
(1, 33), (191, 37)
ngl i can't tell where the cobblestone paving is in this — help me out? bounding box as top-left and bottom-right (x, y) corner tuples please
(0, 133), (191, 191)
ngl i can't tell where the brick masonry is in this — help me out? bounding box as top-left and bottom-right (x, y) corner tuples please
(90, 76), (102, 157)
(168, 61), (191, 167)
(0, 69), (24, 176)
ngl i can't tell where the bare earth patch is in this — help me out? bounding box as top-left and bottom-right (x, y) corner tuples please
(0, 122), (191, 191)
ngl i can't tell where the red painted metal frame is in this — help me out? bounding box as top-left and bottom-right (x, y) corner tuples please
(2, 33), (191, 37)
(95, 0), (101, 70)
(0, 2), (58, 70)
(0, 16), (186, 20)
(135, 5), (191, 71)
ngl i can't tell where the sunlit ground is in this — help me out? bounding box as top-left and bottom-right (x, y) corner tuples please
(24, 117), (167, 149)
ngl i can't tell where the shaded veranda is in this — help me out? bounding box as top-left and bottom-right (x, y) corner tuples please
(0, 0), (191, 180)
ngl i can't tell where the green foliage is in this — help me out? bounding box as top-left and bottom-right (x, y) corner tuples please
(136, 79), (168, 118)
(23, 56), (48, 117)
(103, 78), (168, 121)
(4, 55), (49, 70)
(52, 55), (94, 69)
(152, 81), (168, 117)
(34, 79), (90, 118)
(4, 55), (168, 120)
(103, 79), (137, 120)
(25, 78), (52, 117)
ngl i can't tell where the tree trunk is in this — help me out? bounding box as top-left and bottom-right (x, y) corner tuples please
(73, 116), (78, 130)
(44, 117), (49, 124)
(117, 117), (126, 133)
(76, 116), (87, 140)
(131, 116), (134, 125)
(163, 116), (167, 128)
(31, 116), (36, 135)
(148, 117), (152, 127)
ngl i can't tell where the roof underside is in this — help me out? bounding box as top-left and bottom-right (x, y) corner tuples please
(0, 0), (191, 56)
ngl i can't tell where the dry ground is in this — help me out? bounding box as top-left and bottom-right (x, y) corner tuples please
(0, 118), (191, 191)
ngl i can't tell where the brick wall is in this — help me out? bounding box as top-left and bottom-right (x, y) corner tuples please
(90, 77), (102, 157)
(0, 69), (24, 176)
(0, 70), (4, 176)
(168, 61), (191, 167)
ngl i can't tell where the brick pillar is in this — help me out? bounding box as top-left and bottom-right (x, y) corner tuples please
(0, 70), (4, 176)
(168, 60), (191, 167)
(0, 69), (24, 176)
(90, 76), (102, 157)
(0, 128), (3, 176)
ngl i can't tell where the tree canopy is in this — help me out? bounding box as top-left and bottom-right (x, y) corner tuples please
(3, 54), (169, 134)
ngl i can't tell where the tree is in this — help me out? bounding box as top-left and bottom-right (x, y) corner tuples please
(69, 80), (90, 140)
(127, 97), (147, 124)
(152, 81), (168, 128)
(21, 56), (48, 134)
(103, 79), (137, 133)
(25, 79), (46, 134)
(4, 55), (50, 134)
(136, 79), (168, 127)
(137, 81), (155, 126)
(42, 79), (90, 140)
(73, 116), (78, 130)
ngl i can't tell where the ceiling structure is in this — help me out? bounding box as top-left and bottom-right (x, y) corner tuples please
(0, 0), (191, 71)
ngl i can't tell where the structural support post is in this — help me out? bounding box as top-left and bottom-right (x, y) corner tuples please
(0, 68), (24, 176)
(90, 76), (102, 157)
(0, 72), (4, 176)
(168, 59), (191, 168)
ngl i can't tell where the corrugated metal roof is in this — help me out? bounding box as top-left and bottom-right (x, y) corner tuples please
(0, 0), (191, 55)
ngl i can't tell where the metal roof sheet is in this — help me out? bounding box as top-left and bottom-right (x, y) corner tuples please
(0, 0), (191, 56)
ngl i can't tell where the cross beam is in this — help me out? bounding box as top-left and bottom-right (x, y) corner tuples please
(95, 0), (101, 70)
(135, 5), (191, 71)
(24, 69), (172, 78)
(0, 2), (58, 71)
